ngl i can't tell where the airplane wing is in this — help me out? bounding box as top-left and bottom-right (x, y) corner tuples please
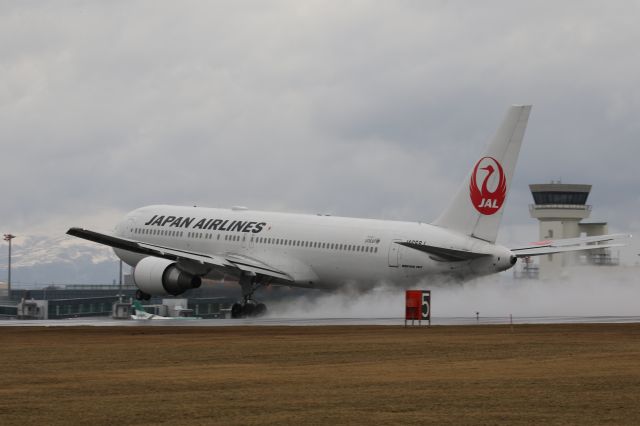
(66, 227), (293, 282)
(508, 233), (631, 258)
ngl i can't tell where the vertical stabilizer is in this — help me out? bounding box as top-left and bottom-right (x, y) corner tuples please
(432, 105), (532, 242)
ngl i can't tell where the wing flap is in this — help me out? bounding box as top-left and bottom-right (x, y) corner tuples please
(225, 254), (293, 281)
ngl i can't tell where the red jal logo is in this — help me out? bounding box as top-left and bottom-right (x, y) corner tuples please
(470, 156), (506, 215)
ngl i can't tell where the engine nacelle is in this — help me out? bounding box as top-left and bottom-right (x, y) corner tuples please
(133, 257), (202, 296)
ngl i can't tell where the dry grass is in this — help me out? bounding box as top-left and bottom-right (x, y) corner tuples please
(0, 324), (639, 425)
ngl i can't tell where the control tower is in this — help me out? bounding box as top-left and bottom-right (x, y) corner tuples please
(529, 183), (610, 278)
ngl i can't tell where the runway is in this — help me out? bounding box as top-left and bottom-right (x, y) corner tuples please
(1, 315), (639, 327)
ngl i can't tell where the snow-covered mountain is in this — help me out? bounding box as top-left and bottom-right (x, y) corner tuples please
(0, 235), (124, 287)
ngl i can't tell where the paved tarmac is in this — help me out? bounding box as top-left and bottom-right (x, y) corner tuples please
(1, 315), (639, 327)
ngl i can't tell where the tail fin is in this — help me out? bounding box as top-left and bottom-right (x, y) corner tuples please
(432, 105), (532, 243)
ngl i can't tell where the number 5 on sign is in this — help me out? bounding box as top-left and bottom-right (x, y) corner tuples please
(421, 291), (430, 321)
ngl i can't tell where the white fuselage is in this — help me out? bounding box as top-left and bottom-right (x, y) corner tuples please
(113, 205), (515, 290)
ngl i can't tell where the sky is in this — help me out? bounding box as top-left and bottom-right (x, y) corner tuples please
(1, 1), (639, 277)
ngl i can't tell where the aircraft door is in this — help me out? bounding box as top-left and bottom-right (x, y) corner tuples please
(388, 239), (401, 267)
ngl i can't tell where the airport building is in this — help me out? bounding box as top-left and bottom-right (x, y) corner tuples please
(0, 277), (309, 320)
(519, 182), (618, 279)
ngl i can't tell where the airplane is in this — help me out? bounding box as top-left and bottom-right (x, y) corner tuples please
(68, 105), (630, 318)
(130, 299), (201, 320)
(130, 300), (166, 320)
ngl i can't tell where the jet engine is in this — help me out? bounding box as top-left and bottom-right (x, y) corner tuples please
(133, 257), (202, 296)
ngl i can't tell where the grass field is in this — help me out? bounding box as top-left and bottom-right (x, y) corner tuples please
(1, 324), (639, 425)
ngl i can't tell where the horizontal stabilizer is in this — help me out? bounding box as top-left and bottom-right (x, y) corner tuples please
(509, 233), (631, 258)
(398, 241), (490, 262)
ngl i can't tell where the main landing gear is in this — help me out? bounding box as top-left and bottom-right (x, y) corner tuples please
(231, 274), (267, 319)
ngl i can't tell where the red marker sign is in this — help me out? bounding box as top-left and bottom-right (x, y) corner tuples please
(405, 290), (431, 326)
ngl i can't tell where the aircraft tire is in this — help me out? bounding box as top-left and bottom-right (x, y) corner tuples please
(243, 303), (255, 317)
(254, 303), (267, 317)
(231, 303), (243, 319)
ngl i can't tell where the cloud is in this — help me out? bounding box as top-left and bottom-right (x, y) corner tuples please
(1, 1), (639, 270)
